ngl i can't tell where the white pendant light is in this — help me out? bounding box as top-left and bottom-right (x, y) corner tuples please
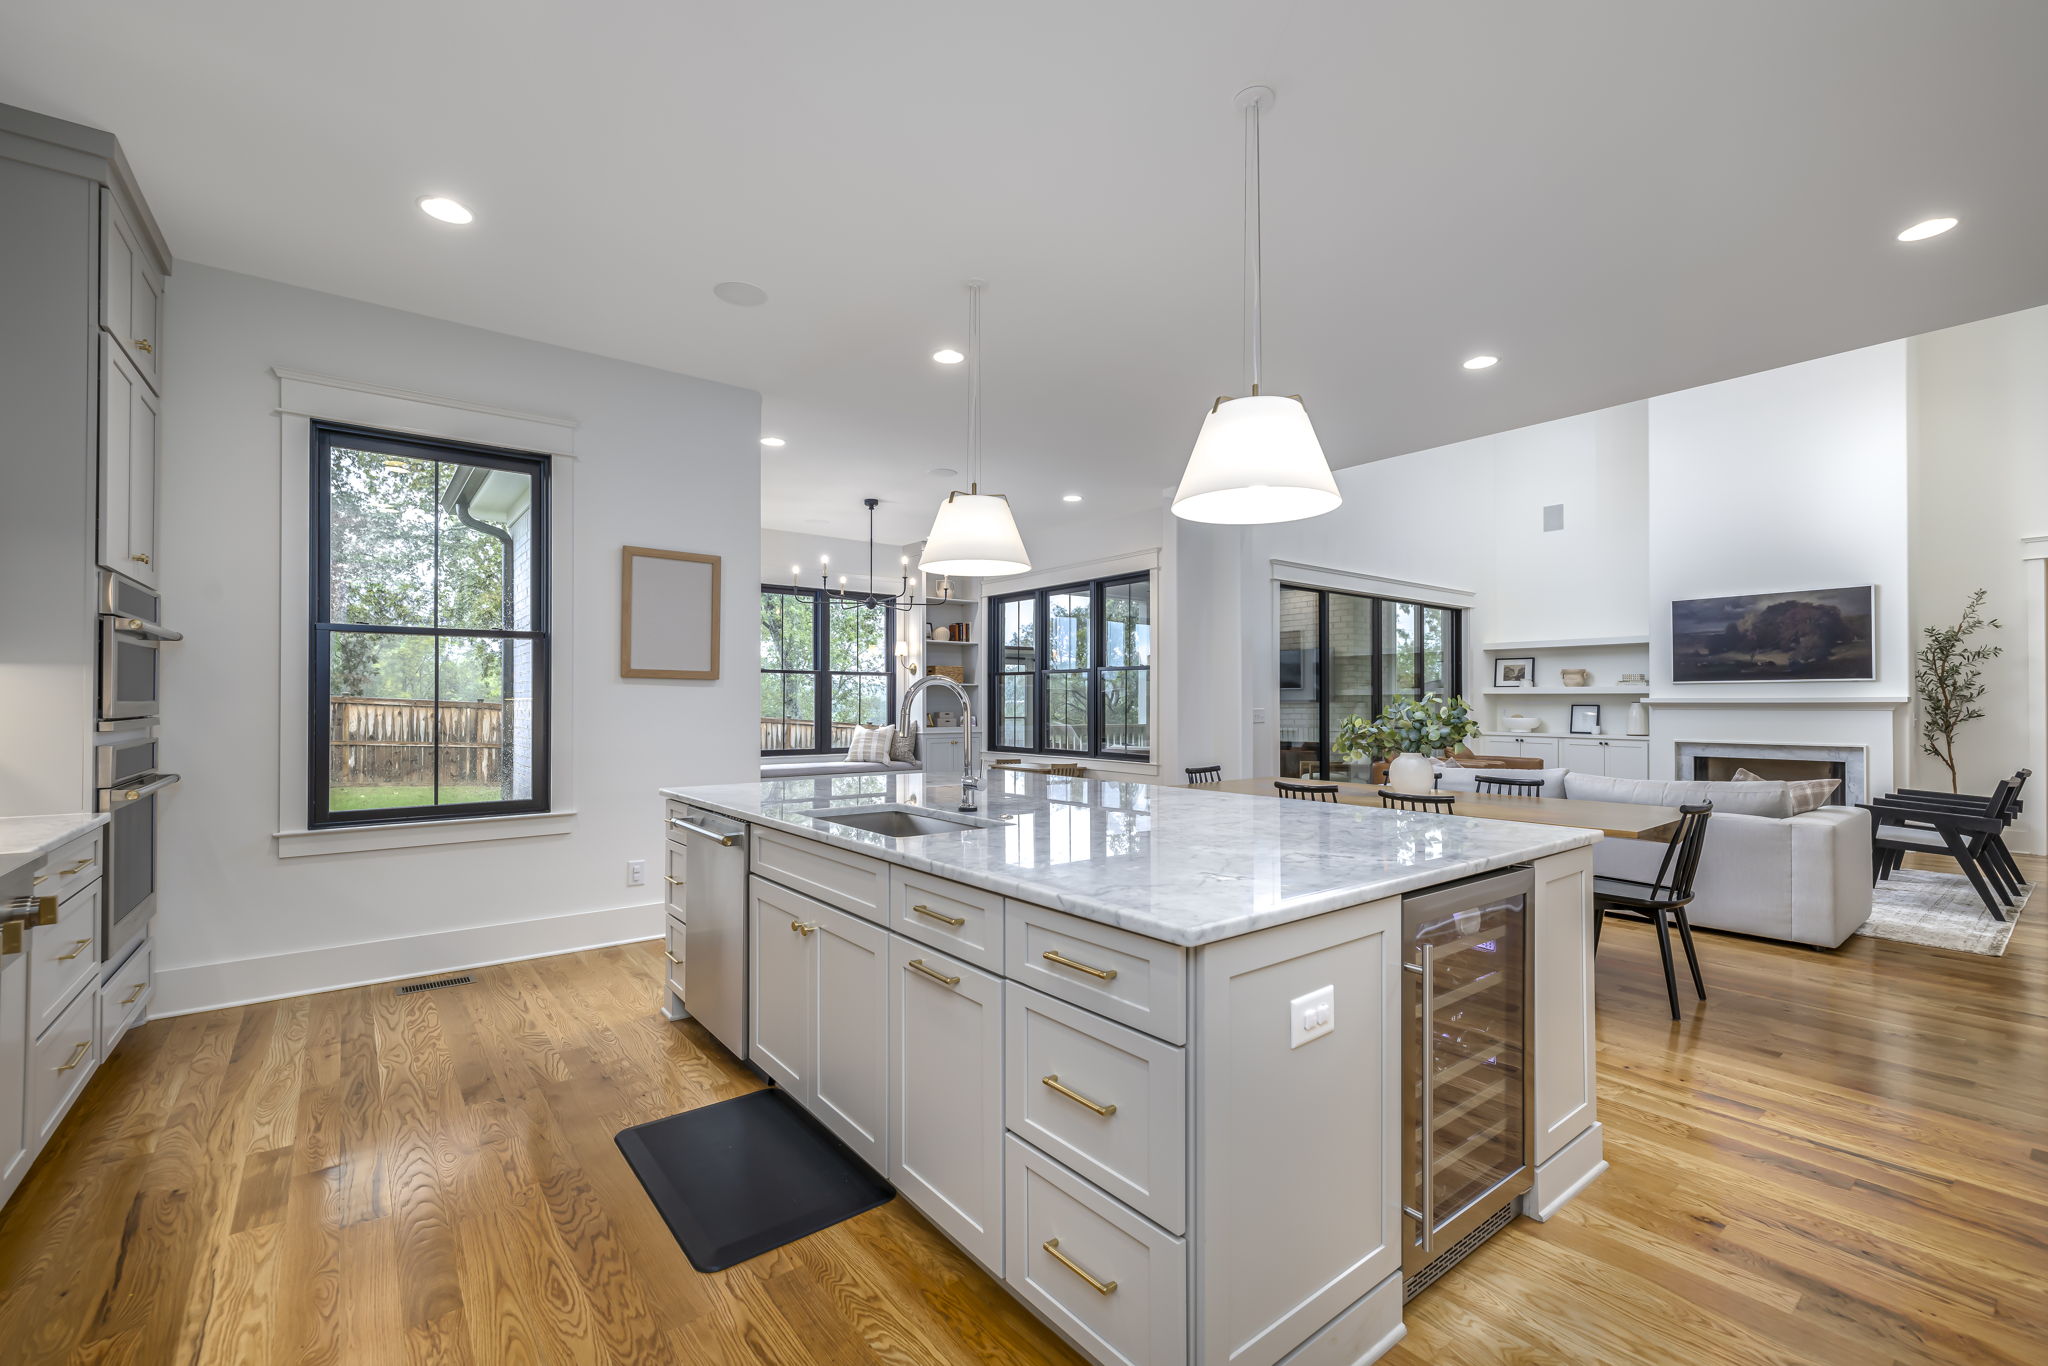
(921, 280), (1032, 577)
(1172, 86), (1341, 525)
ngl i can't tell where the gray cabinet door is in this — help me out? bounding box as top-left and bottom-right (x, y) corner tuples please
(811, 901), (890, 1172)
(98, 338), (158, 588)
(748, 880), (815, 1097)
(889, 937), (1004, 1274)
(0, 949), (28, 1205)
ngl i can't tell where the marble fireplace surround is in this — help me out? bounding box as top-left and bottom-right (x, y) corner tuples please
(1673, 741), (1869, 806)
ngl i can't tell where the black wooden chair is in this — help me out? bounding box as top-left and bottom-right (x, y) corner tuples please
(1186, 765), (1223, 785)
(1885, 768), (2030, 891)
(1378, 789), (1455, 812)
(1474, 775), (1544, 797)
(1594, 803), (1713, 1021)
(1275, 780), (1340, 802)
(1863, 776), (2022, 919)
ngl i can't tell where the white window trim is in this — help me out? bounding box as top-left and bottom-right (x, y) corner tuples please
(986, 547), (1164, 776)
(271, 369), (579, 858)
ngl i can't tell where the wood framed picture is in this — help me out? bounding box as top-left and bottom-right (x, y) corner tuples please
(1569, 703), (1602, 735)
(1493, 656), (1536, 688)
(621, 546), (721, 679)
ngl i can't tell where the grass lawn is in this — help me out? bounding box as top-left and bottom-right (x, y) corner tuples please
(330, 784), (504, 810)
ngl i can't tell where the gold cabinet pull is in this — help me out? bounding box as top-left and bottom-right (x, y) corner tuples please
(36, 896), (58, 926)
(1042, 950), (1117, 981)
(1042, 1238), (1116, 1295)
(57, 937), (94, 962)
(663, 951), (682, 965)
(56, 1041), (92, 1073)
(2, 922), (20, 956)
(791, 921), (817, 937)
(911, 903), (966, 927)
(133, 338), (154, 353)
(906, 958), (961, 987)
(664, 875), (684, 886)
(130, 553), (151, 565)
(121, 983), (146, 1005)
(1041, 1074), (1116, 1116)
(62, 858), (95, 875)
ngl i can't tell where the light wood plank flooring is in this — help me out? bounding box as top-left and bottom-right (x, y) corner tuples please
(1, 853), (2041, 1365)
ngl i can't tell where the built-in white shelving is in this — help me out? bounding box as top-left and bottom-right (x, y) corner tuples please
(1479, 635), (1649, 652)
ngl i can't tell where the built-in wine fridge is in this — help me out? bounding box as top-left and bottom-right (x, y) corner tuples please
(1401, 865), (1534, 1298)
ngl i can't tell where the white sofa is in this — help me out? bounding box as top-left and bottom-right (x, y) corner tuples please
(1563, 773), (1873, 948)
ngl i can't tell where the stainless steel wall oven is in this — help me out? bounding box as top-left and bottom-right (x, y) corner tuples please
(97, 569), (180, 722)
(94, 728), (178, 965)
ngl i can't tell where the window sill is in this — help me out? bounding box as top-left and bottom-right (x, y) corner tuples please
(274, 808), (578, 858)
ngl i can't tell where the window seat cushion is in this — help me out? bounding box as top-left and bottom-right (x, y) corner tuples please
(759, 759), (919, 780)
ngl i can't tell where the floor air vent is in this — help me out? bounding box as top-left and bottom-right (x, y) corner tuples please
(395, 974), (475, 996)
(1404, 1199), (1518, 1301)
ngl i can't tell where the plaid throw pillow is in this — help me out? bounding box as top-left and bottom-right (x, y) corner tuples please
(847, 725), (895, 764)
(1732, 766), (1840, 814)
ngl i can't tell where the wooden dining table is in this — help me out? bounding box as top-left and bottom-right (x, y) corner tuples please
(1201, 776), (1686, 841)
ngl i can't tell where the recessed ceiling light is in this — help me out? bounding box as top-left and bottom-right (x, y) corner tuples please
(713, 281), (769, 306)
(1463, 355), (1499, 370)
(1062, 494), (1083, 502)
(933, 348), (965, 364)
(759, 437), (786, 448)
(928, 466), (957, 477)
(418, 196), (473, 224)
(1897, 216), (1958, 242)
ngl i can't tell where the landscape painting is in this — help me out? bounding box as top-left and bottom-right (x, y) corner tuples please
(1670, 585), (1875, 683)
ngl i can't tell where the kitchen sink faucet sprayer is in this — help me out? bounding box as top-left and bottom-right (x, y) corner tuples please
(898, 673), (980, 812)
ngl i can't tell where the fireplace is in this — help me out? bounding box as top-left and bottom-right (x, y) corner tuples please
(1691, 755), (1849, 804)
(1674, 741), (1868, 806)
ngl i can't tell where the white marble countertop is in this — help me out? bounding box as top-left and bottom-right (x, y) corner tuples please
(660, 771), (1597, 947)
(0, 812), (109, 882)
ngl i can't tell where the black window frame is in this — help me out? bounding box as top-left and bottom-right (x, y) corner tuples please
(757, 585), (899, 757)
(1278, 584), (1463, 780)
(309, 421), (552, 829)
(987, 572), (1153, 762)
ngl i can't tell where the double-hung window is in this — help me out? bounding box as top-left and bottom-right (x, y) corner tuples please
(759, 587), (895, 755)
(311, 423), (550, 827)
(989, 573), (1151, 761)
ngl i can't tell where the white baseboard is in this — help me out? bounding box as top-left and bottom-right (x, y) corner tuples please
(1526, 1121), (1608, 1221)
(150, 901), (665, 1018)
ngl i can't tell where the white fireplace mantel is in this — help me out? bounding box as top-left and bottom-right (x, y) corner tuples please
(1646, 694), (1908, 708)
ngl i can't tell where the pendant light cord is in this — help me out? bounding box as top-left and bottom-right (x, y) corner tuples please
(1244, 97), (1262, 396)
(966, 279), (985, 492)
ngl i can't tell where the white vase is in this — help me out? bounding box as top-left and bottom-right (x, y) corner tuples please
(1387, 752), (1435, 793)
(1627, 701), (1649, 736)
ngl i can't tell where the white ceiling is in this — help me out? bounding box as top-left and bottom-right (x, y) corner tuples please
(6, 2), (2046, 544)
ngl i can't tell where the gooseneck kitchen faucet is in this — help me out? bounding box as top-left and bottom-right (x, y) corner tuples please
(897, 673), (981, 812)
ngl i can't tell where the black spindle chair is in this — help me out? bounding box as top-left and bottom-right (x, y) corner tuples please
(1378, 789), (1455, 812)
(1275, 781), (1340, 802)
(1474, 775), (1544, 797)
(1186, 765), (1224, 785)
(1593, 803), (1714, 1021)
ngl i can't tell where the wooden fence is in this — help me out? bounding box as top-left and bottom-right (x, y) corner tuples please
(330, 697), (508, 787)
(760, 718), (862, 753)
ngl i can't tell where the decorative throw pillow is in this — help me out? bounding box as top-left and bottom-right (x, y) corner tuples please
(890, 722), (918, 763)
(847, 724), (895, 764)
(1733, 766), (1840, 814)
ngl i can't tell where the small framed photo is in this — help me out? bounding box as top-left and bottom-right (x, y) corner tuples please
(1569, 703), (1602, 735)
(1493, 656), (1536, 688)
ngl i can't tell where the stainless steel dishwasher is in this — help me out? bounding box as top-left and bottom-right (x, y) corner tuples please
(674, 807), (749, 1060)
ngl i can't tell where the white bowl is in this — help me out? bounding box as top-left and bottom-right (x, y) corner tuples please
(1501, 715), (1541, 733)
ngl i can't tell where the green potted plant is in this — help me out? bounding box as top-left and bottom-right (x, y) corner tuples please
(1372, 695), (1480, 792)
(1329, 714), (1378, 781)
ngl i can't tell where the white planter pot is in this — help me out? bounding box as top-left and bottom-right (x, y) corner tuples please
(1386, 752), (1434, 793)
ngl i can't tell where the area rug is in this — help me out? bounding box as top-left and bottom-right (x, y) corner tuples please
(1854, 869), (2031, 956)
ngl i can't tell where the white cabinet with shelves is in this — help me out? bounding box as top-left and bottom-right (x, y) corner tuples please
(1558, 738), (1649, 779)
(1472, 735), (1560, 765)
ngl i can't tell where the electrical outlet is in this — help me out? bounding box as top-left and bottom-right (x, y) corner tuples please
(627, 859), (646, 887)
(1290, 985), (1335, 1048)
(1252, 707), (1268, 725)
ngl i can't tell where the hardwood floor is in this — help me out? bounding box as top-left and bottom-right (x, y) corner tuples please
(1, 854), (2041, 1364)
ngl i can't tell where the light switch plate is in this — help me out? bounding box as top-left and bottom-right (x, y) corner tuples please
(1290, 985), (1335, 1048)
(627, 859), (647, 887)
(1252, 707), (1268, 725)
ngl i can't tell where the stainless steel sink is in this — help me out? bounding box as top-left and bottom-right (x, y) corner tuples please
(810, 804), (1006, 838)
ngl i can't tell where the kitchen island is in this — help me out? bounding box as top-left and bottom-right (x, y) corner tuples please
(657, 769), (1606, 1366)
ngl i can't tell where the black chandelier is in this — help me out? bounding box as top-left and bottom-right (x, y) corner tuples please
(797, 498), (950, 614)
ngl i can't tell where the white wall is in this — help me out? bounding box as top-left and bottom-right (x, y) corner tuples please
(157, 264), (760, 1013)
(1909, 304), (2048, 848)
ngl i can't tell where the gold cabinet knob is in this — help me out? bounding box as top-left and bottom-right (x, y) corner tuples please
(133, 338), (153, 353)
(790, 921), (817, 937)
(130, 553), (151, 565)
